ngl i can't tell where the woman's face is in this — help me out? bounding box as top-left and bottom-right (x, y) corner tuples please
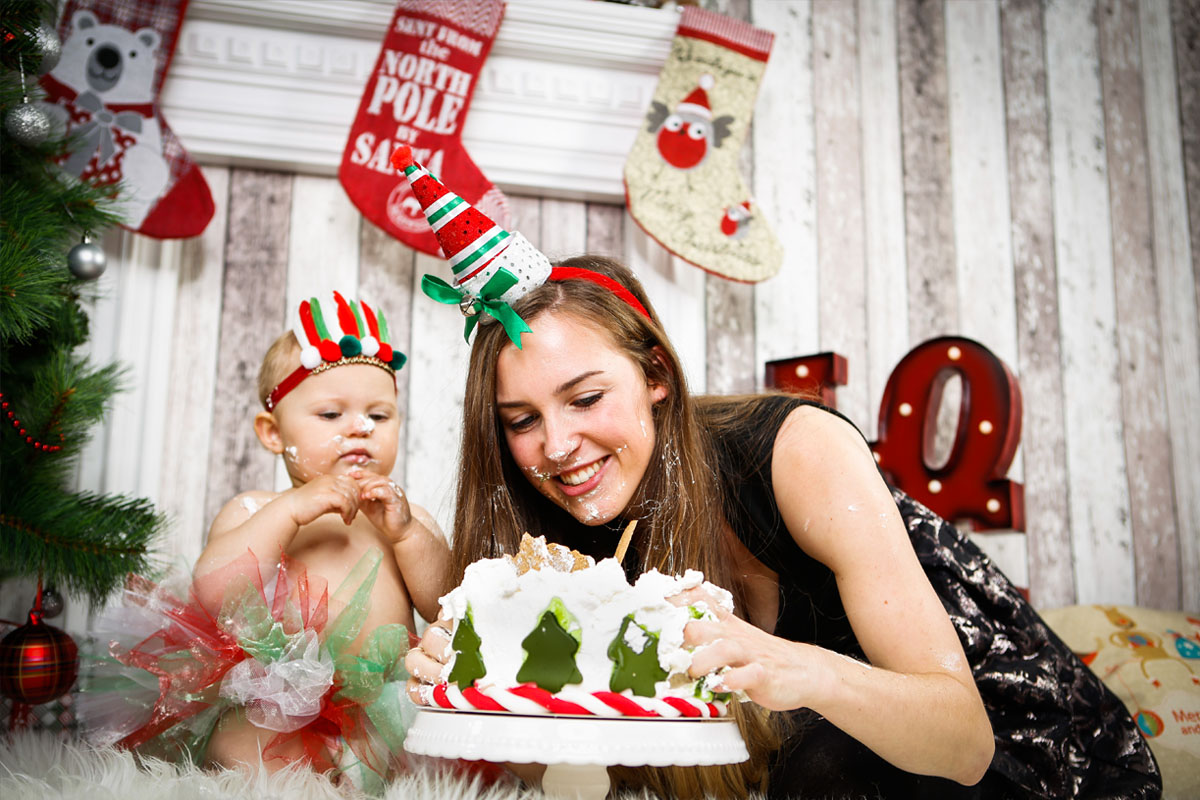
(495, 311), (667, 526)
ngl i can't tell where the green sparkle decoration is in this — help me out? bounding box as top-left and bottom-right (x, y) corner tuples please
(516, 601), (583, 693)
(608, 614), (668, 697)
(447, 608), (486, 687)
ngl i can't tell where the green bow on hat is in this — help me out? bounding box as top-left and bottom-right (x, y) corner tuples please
(421, 268), (533, 348)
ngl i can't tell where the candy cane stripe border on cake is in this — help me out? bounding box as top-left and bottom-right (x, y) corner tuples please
(428, 683), (726, 718)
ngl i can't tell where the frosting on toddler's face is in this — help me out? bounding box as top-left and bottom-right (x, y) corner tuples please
(495, 311), (666, 526)
(266, 363), (400, 486)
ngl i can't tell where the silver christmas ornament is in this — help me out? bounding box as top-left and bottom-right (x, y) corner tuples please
(4, 101), (50, 147)
(68, 237), (107, 280)
(41, 586), (64, 619)
(33, 22), (62, 75)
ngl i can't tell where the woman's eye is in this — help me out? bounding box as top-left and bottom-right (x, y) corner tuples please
(508, 414), (536, 432)
(574, 393), (603, 409)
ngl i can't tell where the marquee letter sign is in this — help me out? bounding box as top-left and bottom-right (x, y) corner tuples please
(764, 352), (847, 407)
(767, 337), (1024, 531)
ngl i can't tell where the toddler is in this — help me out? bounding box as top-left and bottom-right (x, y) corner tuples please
(80, 291), (447, 790)
(196, 290), (448, 780)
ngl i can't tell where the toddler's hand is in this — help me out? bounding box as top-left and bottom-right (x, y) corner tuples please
(285, 474), (360, 527)
(354, 471), (414, 542)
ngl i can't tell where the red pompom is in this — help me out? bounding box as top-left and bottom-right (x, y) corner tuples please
(378, 343), (393, 362)
(390, 144), (414, 171)
(318, 339), (342, 363)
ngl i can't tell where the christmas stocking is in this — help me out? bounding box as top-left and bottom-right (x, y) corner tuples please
(340, 0), (510, 257)
(623, 7), (781, 283)
(39, 0), (214, 239)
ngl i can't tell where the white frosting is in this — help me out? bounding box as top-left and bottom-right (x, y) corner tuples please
(438, 554), (733, 702)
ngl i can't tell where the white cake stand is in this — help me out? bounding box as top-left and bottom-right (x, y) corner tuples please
(404, 707), (749, 800)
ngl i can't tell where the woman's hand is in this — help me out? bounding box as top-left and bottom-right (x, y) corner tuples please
(404, 618), (454, 704)
(672, 586), (818, 712)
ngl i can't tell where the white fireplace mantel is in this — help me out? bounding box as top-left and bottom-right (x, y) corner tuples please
(162, 0), (679, 202)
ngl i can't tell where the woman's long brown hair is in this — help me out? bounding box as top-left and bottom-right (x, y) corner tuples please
(450, 255), (781, 798)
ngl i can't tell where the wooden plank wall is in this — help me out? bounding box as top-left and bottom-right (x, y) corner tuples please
(65, 0), (1198, 632)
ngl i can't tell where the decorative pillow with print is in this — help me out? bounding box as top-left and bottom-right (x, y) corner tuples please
(1041, 604), (1200, 800)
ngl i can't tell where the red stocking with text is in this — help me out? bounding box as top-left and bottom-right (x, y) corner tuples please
(340, 0), (510, 256)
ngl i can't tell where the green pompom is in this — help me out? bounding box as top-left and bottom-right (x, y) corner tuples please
(391, 351), (407, 371)
(339, 335), (362, 357)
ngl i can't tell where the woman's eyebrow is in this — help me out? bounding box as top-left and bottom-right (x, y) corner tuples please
(496, 370), (606, 410)
(555, 370), (603, 395)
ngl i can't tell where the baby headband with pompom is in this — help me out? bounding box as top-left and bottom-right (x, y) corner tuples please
(389, 144), (650, 349)
(266, 291), (407, 411)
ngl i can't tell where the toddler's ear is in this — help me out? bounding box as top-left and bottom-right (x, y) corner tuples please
(254, 411), (284, 454)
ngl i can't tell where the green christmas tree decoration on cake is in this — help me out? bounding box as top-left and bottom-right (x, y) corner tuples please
(545, 595), (581, 642)
(517, 598), (583, 693)
(1, 0), (164, 606)
(608, 614), (668, 697)
(448, 607), (486, 687)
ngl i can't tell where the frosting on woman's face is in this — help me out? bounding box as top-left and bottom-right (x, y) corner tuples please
(495, 312), (666, 526)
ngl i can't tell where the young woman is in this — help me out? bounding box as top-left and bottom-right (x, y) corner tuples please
(405, 255), (1160, 799)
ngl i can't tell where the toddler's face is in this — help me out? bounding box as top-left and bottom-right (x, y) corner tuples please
(269, 364), (400, 485)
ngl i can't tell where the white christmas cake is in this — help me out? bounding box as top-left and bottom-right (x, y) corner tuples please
(424, 534), (734, 717)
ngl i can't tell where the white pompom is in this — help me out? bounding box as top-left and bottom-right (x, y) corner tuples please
(300, 346), (322, 369)
(698, 73), (714, 90)
(361, 336), (380, 357)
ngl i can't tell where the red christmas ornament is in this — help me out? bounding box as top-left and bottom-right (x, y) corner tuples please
(0, 609), (78, 725)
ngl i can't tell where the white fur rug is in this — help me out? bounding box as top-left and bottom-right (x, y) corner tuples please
(0, 731), (567, 800)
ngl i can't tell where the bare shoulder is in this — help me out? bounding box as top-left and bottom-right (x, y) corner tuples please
(409, 503), (447, 541)
(208, 489), (279, 540)
(774, 404), (876, 470)
(771, 405), (899, 565)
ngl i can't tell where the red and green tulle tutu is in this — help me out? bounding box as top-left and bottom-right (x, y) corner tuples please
(76, 548), (415, 786)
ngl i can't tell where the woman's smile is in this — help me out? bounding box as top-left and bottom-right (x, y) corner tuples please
(556, 455), (610, 494)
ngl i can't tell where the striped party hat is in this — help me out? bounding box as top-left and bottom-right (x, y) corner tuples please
(391, 144), (551, 348)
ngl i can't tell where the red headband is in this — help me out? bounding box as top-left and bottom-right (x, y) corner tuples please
(549, 266), (652, 321)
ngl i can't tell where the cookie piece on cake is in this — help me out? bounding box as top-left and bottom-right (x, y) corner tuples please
(507, 533), (592, 575)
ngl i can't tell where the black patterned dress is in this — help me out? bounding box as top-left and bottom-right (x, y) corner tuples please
(702, 395), (1160, 800)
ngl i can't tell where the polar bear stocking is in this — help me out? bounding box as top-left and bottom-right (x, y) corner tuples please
(623, 6), (781, 283)
(40, 0), (214, 239)
(339, 0), (509, 257)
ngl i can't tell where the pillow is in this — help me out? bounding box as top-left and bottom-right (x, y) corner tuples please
(1040, 604), (1200, 799)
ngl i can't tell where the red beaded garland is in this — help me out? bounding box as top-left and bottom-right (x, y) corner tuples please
(0, 391), (63, 453)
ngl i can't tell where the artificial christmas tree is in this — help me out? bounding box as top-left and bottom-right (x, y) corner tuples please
(0, 0), (165, 723)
